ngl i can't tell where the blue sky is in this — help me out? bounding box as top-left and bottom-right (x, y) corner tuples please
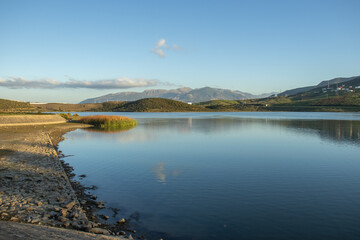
(0, 0), (359, 103)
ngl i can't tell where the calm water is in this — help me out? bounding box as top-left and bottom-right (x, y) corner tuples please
(59, 112), (360, 240)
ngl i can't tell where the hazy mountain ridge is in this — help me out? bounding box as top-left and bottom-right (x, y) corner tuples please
(80, 87), (272, 104)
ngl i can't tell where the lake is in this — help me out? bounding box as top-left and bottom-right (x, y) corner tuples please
(58, 112), (360, 240)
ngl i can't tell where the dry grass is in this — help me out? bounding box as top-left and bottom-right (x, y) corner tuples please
(79, 115), (137, 130)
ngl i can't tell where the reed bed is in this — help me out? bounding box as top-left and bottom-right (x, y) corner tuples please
(79, 115), (137, 130)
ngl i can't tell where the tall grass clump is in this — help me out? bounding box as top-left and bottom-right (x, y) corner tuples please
(79, 115), (137, 130)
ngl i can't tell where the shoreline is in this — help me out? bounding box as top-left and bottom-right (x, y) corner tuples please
(0, 122), (131, 239)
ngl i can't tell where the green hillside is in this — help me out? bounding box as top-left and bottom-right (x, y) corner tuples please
(31, 101), (122, 112)
(114, 98), (206, 112)
(0, 99), (34, 112)
(199, 91), (360, 112)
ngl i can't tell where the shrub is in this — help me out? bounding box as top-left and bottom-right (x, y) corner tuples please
(59, 113), (72, 120)
(79, 115), (137, 130)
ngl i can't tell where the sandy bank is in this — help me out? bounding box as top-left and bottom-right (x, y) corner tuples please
(0, 123), (126, 239)
(0, 115), (66, 127)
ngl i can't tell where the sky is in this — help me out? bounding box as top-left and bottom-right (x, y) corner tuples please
(0, 0), (359, 103)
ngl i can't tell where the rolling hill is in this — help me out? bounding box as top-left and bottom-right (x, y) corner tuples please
(113, 98), (206, 112)
(0, 98), (34, 112)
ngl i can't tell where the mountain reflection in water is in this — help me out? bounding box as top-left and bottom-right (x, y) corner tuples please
(79, 117), (360, 146)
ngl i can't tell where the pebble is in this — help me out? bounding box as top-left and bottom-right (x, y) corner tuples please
(117, 218), (126, 224)
(89, 227), (110, 235)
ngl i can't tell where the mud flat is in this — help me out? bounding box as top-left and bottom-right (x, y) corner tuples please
(0, 123), (127, 239)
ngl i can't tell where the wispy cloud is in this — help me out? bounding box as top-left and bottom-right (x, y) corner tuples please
(0, 77), (164, 89)
(151, 39), (183, 58)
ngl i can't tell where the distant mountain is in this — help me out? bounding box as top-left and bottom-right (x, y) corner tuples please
(279, 76), (359, 97)
(80, 87), (273, 104)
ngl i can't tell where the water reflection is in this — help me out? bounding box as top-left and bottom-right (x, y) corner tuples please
(154, 162), (166, 183)
(75, 118), (360, 146)
(83, 126), (136, 134)
(153, 162), (181, 184)
(59, 114), (360, 240)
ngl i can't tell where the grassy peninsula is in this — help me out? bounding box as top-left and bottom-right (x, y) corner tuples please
(79, 115), (137, 130)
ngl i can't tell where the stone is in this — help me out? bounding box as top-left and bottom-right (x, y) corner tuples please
(60, 208), (68, 217)
(96, 201), (105, 209)
(64, 221), (71, 228)
(89, 228), (110, 235)
(31, 217), (41, 224)
(10, 217), (19, 222)
(65, 200), (76, 210)
(100, 215), (109, 220)
(58, 216), (67, 223)
(117, 218), (126, 224)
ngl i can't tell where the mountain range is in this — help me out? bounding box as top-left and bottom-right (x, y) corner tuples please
(79, 76), (359, 104)
(80, 87), (275, 104)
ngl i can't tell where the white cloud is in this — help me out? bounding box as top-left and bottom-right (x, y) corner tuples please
(151, 39), (183, 58)
(0, 77), (163, 89)
(152, 48), (166, 58)
(156, 39), (167, 47)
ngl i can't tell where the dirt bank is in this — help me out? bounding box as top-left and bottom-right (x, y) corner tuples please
(0, 123), (127, 239)
(0, 115), (66, 127)
(0, 221), (125, 240)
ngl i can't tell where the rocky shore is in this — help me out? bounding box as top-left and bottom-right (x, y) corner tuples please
(0, 123), (129, 239)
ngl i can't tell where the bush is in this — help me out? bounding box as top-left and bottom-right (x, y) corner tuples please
(59, 113), (72, 120)
(79, 115), (137, 130)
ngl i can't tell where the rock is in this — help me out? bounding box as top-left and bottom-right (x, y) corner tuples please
(71, 212), (79, 219)
(100, 215), (109, 220)
(10, 217), (18, 222)
(64, 221), (71, 228)
(70, 222), (83, 230)
(1, 212), (9, 217)
(96, 201), (105, 209)
(31, 217), (41, 224)
(60, 208), (68, 217)
(128, 234), (134, 240)
(65, 200), (76, 210)
(89, 221), (98, 228)
(117, 218), (126, 224)
(89, 228), (110, 235)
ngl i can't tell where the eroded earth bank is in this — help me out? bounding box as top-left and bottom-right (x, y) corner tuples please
(0, 123), (131, 240)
